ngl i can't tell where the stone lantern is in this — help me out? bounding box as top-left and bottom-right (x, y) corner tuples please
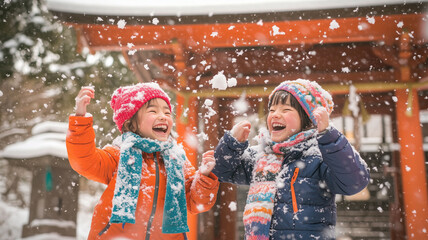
(0, 121), (79, 238)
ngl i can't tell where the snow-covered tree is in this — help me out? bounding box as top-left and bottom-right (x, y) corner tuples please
(0, 0), (137, 147)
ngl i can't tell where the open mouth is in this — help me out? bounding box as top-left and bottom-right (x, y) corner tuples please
(272, 123), (286, 131)
(153, 124), (168, 133)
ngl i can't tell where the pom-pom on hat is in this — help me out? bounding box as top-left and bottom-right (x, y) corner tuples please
(110, 82), (171, 132)
(268, 79), (334, 126)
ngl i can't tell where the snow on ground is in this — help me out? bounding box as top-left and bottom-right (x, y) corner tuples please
(0, 184), (102, 240)
(0, 200), (29, 240)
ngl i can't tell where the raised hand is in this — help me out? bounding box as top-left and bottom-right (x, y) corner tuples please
(199, 150), (216, 176)
(313, 107), (329, 132)
(75, 86), (95, 116)
(230, 120), (251, 143)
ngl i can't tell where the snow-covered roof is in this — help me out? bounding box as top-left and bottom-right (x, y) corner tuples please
(46, 0), (423, 16)
(0, 121), (68, 159)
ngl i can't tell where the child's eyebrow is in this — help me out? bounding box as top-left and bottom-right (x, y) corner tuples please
(146, 104), (170, 110)
(147, 104), (156, 108)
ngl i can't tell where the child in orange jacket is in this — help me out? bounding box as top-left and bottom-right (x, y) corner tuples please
(66, 82), (219, 240)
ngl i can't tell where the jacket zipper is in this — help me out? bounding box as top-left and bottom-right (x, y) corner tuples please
(290, 167), (299, 213)
(145, 152), (160, 240)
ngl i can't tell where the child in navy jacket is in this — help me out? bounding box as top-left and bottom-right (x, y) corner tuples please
(212, 79), (369, 240)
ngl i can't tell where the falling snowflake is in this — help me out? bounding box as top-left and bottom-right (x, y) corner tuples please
(271, 25), (285, 36)
(329, 20), (340, 30)
(232, 93), (249, 114)
(366, 16), (375, 24)
(228, 201), (237, 211)
(117, 19), (127, 29)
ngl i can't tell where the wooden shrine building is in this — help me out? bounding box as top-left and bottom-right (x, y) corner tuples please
(47, 0), (428, 239)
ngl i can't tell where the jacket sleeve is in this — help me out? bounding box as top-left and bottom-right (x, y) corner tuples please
(66, 115), (120, 185)
(183, 159), (220, 214)
(318, 126), (370, 195)
(212, 131), (255, 185)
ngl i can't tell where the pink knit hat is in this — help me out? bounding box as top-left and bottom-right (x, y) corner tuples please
(268, 79), (334, 126)
(110, 82), (171, 132)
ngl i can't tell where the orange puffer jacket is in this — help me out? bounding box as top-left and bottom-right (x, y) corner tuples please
(66, 116), (219, 240)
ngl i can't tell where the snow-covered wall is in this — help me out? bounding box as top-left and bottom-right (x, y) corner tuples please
(0, 121), (68, 159)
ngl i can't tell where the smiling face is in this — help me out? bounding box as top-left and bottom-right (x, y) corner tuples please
(135, 98), (173, 141)
(267, 97), (303, 143)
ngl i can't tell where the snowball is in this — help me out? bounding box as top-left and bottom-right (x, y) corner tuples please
(227, 77), (237, 87)
(210, 71), (228, 90)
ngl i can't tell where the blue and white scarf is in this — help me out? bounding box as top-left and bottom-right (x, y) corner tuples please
(110, 132), (189, 234)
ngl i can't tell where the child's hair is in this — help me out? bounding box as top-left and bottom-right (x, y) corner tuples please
(268, 79), (334, 126)
(121, 115), (139, 134)
(268, 90), (313, 131)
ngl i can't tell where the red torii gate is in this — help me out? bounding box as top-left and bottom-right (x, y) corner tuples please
(47, 1), (428, 239)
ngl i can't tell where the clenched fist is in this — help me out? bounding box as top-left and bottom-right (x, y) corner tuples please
(75, 86), (95, 116)
(231, 120), (251, 143)
(313, 107), (329, 132)
(199, 150), (216, 176)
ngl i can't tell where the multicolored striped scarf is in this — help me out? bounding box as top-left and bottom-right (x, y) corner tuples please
(243, 129), (316, 240)
(110, 132), (189, 234)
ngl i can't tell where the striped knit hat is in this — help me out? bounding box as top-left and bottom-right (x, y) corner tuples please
(268, 79), (334, 125)
(110, 82), (171, 132)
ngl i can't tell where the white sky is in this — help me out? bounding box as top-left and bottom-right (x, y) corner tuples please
(46, 0), (424, 16)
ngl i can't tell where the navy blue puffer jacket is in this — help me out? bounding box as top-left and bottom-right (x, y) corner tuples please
(213, 126), (370, 240)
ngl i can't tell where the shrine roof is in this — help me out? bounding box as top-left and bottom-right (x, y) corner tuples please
(47, 0), (426, 25)
(46, 0), (423, 16)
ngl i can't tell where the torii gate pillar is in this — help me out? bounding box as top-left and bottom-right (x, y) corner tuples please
(395, 88), (428, 239)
